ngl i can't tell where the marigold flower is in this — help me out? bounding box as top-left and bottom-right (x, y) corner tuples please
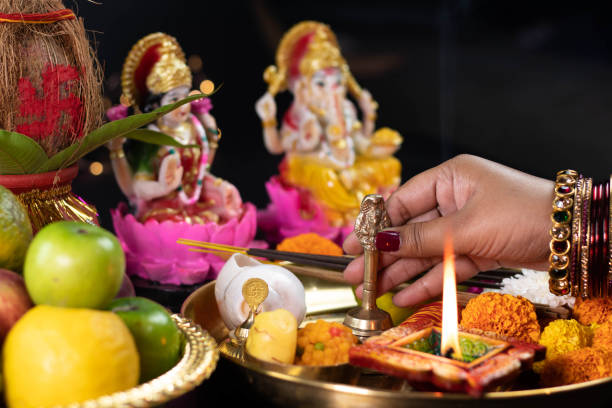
(540, 347), (612, 387)
(460, 292), (540, 343)
(572, 298), (612, 325)
(592, 316), (612, 351)
(277, 233), (343, 256)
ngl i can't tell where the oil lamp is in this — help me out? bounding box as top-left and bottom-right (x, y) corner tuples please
(349, 236), (546, 396)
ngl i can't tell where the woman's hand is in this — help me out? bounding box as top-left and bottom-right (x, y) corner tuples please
(343, 154), (554, 307)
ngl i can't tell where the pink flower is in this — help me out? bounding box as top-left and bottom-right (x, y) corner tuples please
(106, 105), (128, 121)
(190, 97), (213, 115)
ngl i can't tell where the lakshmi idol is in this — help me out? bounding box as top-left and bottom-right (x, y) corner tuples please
(256, 21), (403, 243)
(107, 33), (257, 285)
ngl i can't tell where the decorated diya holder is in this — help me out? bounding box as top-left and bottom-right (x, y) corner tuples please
(349, 325), (544, 396)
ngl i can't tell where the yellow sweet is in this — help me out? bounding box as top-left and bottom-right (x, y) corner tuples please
(246, 308), (297, 364)
(295, 320), (357, 366)
(3, 305), (139, 408)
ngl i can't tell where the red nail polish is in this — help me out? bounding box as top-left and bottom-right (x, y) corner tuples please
(375, 231), (400, 251)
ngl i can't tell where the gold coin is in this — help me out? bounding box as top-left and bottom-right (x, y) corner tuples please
(200, 80), (215, 95)
(242, 278), (269, 308)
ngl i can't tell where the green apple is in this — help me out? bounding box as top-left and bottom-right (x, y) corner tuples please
(108, 297), (182, 382)
(24, 221), (124, 309)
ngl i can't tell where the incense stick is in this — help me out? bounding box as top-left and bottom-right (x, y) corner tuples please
(178, 238), (514, 289)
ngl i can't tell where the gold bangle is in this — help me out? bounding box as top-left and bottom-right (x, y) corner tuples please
(262, 118), (277, 128)
(609, 174), (612, 296)
(570, 176), (584, 297)
(548, 170), (578, 296)
(366, 113), (377, 122)
(109, 149), (125, 160)
(580, 177), (593, 298)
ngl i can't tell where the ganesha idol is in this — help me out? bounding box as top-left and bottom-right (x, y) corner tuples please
(256, 21), (403, 243)
(106, 33), (257, 285)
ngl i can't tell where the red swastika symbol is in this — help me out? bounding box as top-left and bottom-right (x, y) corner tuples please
(17, 64), (83, 142)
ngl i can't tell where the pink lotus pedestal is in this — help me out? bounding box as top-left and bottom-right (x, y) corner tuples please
(257, 176), (352, 245)
(112, 202), (260, 285)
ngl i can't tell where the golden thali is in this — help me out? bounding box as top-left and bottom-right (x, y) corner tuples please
(181, 277), (612, 408)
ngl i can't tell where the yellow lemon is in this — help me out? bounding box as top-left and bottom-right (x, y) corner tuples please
(0, 186), (32, 272)
(376, 292), (416, 326)
(351, 287), (415, 326)
(3, 305), (139, 408)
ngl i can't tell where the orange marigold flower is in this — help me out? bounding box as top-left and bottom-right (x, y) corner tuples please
(460, 292), (540, 343)
(572, 298), (612, 325)
(592, 317), (612, 351)
(540, 347), (612, 387)
(277, 233), (343, 256)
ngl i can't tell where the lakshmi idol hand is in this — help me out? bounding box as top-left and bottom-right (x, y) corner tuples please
(131, 153), (183, 202)
(257, 21), (404, 238)
(343, 154), (553, 306)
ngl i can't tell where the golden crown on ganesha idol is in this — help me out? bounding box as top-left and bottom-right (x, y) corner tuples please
(121, 32), (193, 108)
(264, 21), (362, 98)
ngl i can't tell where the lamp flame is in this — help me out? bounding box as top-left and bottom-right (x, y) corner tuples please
(440, 234), (463, 360)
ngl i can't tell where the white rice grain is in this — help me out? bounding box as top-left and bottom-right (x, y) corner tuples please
(483, 269), (575, 308)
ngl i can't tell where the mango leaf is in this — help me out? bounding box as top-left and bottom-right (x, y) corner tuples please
(124, 129), (198, 148)
(34, 93), (205, 173)
(0, 130), (48, 175)
(34, 144), (78, 174)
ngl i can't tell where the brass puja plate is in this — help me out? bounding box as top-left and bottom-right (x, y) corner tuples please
(181, 277), (612, 408)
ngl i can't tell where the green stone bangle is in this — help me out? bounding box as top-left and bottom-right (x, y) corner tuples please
(549, 169), (578, 296)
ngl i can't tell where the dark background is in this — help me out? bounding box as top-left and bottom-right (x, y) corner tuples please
(69, 0), (612, 231)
